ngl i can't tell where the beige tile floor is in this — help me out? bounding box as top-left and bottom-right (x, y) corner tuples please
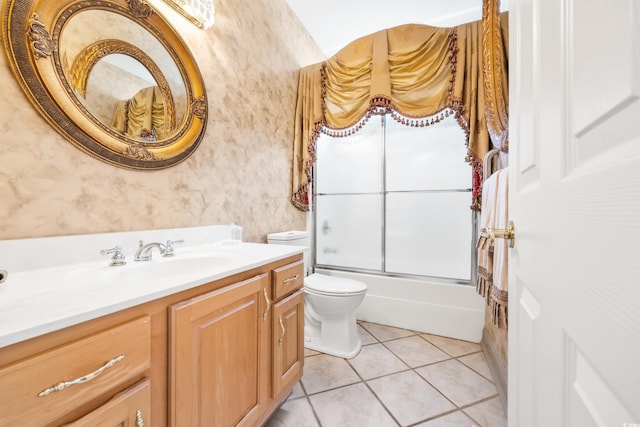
(265, 321), (507, 427)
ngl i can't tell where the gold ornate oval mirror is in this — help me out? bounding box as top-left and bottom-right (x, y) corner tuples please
(2, 0), (207, 169)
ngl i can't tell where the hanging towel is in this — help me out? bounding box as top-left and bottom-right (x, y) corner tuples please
(476, 169), (502, 298)
(491, 167), (509, 327)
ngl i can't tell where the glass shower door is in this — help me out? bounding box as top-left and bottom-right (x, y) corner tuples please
(384, 115), (472, 280)
(314, 116), (383, 271)
(314, 113), (473, 282)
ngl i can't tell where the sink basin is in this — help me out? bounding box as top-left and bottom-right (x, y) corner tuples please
(105, 255), (231, 282)
(65, 251), (235, 284)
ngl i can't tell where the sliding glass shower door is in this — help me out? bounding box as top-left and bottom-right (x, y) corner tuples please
(315, 116), (383, 271)
(314, 113), (473, 282)
(384, 116), (472, 280)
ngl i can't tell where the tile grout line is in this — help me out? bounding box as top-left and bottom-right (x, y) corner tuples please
(344, 357), (404, 427)
(358, 322), (498, 425)
(291, 322), (500, 427)
(297, 378), (325, 427)
(357, 323), (461, 426)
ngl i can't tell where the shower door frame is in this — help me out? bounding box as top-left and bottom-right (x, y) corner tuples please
(310, 115), (478, 286)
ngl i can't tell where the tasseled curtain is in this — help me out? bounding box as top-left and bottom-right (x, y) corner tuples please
(291, 9), (509, 212)
(483, 4), (509, 153)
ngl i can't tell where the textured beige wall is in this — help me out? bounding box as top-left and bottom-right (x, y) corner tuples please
(0, 0), (324, 242)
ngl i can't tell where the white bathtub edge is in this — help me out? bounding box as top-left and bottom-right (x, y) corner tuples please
(315, 268), (485, 343)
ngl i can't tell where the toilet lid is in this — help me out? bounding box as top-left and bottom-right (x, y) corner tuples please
(304, 273), (367, 295)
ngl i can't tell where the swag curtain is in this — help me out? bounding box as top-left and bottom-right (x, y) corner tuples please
(291, 8), (509, 212)
(483, 3), (510, 152)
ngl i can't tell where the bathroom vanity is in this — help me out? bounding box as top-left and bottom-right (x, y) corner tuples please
(0, 226), (305, 426)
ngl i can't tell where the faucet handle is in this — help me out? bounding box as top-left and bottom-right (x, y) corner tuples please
(164, 239), (184, 257)
(100, 245), (126, 266)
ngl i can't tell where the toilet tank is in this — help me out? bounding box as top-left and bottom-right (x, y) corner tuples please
(267, 230), (310, 276)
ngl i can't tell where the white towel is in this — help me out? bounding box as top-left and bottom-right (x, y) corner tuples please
(491, 167), (509, 327)
(476, 169), (502, 298)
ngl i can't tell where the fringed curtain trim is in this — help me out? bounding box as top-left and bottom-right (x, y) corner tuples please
(292, 19), (495, 212)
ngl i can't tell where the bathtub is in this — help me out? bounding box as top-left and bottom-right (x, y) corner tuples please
(314, 268), (485, 343)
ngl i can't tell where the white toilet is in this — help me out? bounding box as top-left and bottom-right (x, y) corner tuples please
(267, 231), (367, 359)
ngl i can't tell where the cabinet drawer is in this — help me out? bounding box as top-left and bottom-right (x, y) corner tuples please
(272, 260), (304, 300)
(0, 316), (151, 426)
(64, 378), (151, 427)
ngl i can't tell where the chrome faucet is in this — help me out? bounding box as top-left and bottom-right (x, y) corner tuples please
(100, 245), (126, 266)
(134, 240), (166, 261)
(164, 239), (184, 257)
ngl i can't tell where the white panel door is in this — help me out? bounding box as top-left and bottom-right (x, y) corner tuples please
(509, 1), (640, 426)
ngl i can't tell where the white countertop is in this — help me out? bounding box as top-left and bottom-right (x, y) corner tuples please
(0, 226), (305, 348)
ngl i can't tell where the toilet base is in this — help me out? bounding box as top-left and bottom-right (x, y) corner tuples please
(304, 335), (362, 359)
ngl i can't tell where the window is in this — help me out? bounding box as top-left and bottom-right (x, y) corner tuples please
(314, 113), (474, 282)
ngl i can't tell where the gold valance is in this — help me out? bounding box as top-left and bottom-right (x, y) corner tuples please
(292, 13), (509, 211)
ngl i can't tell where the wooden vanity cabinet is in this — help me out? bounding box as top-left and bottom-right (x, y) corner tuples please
(168, 273), (271, 427)
(168, 257), (306, 427)
(0, 253), (304, 427)
(271, 260), (305, 398)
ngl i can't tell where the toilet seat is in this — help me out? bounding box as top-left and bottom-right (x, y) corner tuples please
(304, 287), (367, 297)
(304, 273), (367, 296)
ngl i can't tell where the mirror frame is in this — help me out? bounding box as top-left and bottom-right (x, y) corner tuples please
(2, 0), (208, 169)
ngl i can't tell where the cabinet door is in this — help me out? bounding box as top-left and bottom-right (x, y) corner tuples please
(272, 289), (304, 398)
(64, 378), (150, 427)
(169, 274), (270, 427)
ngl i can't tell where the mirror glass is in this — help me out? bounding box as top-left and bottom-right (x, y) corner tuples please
(3, 0), (207, 169)
(59, 9), (188, 142)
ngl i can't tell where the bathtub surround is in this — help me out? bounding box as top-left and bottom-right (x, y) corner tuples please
(0, 0), (324, 241)
(316, 269), (485, 343)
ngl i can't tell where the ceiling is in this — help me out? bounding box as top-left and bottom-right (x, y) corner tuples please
(284, 0), (509, 58)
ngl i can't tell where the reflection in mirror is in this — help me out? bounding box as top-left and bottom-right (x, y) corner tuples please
(112, 85), (168, 141)
(59, 9), (188, 142)
(84, 54), (156, 129)
(76, 50), (175, 141)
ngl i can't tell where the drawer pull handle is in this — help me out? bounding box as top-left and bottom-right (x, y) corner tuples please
(283, 275), (299, 284)
(136, 409), (144, 427)
(37, 355), (125, 397)
(262, 288), (271, 321)
(278, 316), (286, 345)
